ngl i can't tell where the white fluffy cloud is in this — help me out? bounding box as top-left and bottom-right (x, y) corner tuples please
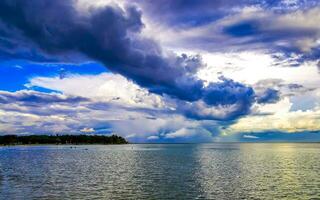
(198, 52), (320, 86)
(80, 127), (95, 133)
(1, 79), (216, 142)
(26, 73), (166, 109)
(222, 95), (320, 135)
(21, 65), (320, 140)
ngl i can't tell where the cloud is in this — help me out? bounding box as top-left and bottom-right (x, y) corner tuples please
(27, 73), (165, 109)
(1, 0), (318, 142)
(220, 131), (320, 142)
(0, 90), (88, 105)
(0, 89), (217, 142)
(147, 135), (159, 140)
(136, 0), (318, 28)
(136, 0), (249, 28)
(251, 78), (318, 111)
(158, 74), (259, 121)
(141, 3), (320, 64)
(27, 72), (262, 121)
(223, 106), (320, 134)
(80, 127), (95, 133)
(165, 128), (198, 139)
(256, 88), (280, 104)
(0, 19), (59, 63)
(243, 135), (259, 139)
(163, 127), (213, 143)
(0, 0), (281, 122)
(221, 7), (320, 60)
(0, 90), (92, 120)
(0, 0), (203, 101)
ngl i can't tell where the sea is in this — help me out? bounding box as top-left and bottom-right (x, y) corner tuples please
(0, 143), (319, 199)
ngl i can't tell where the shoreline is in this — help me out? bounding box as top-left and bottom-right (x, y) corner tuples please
(0, 134), (128, 146)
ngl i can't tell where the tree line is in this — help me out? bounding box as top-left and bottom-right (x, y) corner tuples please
(0, 135), (128, 145)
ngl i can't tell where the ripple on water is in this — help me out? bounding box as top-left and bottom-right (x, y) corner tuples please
(0, 143), (319, 199)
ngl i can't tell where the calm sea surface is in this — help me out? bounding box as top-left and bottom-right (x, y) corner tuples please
(0, 143), (319, 200)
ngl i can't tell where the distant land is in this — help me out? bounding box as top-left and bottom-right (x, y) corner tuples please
(0, 135), (128, 145)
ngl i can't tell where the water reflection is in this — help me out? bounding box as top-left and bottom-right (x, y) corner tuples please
(196, 143), (247, 199)
(0, 144), (320, 199)
(195, 143), (320, 199)
(126, 144), (205, 199)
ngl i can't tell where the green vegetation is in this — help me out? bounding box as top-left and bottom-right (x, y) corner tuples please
(0, 135), (128, 145)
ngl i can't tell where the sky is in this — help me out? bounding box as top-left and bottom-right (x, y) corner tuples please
(0, 0), (319, 142)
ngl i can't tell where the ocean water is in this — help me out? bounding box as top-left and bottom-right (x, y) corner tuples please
(0, 143), (319, 200)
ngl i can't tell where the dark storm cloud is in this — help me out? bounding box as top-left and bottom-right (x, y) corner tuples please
(178, 77), (256, 120)
(136, 0), (320, 63)
(223, 20), (317, 39)
(136, 0), (244, 27)
(176, 77), (256, 121)
(136, 0), (319, 27)
(0, 0), (280, 121)
(203, 76), (254, 107)
(0, 0), (204, 101)
(222, 10), (320, 62)
(0, 8), (62, 63)
(223, 21), (260, 37)
(256, 88), (280, 104)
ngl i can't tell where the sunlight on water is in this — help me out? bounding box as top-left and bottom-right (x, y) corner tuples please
(0, 143), (319, 199)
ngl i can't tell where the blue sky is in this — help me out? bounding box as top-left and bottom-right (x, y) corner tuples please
(0, 0), (319, 142)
